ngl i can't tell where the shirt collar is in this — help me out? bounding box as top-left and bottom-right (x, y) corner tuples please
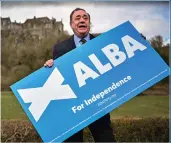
(74, 34), (90, 46)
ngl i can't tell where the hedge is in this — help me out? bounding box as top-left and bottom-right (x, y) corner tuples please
(111, 117), (169, 142)
(1, 117), (169, 142)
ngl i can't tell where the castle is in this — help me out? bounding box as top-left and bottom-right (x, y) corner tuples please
(1, 16), (64, 39)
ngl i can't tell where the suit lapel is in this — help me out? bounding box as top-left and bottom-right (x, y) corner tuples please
(67, 35), (76, 51)
(90, 34), (95, 40)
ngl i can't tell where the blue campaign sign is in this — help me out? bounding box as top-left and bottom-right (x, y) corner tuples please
(10, 21), (170, 142)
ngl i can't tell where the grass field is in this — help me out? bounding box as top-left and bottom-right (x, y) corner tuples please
(1, 92), (169, 120)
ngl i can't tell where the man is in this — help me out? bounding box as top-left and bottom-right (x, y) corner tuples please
(44, 8), (116, 142)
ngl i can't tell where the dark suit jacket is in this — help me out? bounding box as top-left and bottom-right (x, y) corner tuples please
(53, 34), (95, 60)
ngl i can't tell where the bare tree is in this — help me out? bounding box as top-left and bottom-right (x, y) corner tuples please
(149, 35), (164, 49)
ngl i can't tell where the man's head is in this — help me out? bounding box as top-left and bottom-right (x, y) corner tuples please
(70, 8), (91, 38)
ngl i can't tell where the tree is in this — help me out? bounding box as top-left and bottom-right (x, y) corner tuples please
(149, 35), (164, 49)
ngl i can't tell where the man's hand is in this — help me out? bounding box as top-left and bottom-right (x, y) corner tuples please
(44, 59), (54, 67)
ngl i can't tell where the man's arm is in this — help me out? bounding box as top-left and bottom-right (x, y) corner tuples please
(44, 44), (59, 67)
(44, 41), (66, 67)
(53, 43), (60, 60)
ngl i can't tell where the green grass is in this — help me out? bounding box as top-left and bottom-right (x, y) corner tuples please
(1, 92), (169, 120)
(1, 92), (28, 120)
(111, 95), (169, 118)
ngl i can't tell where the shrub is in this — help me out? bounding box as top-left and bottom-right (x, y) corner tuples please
(112, 117), (169, 142)
(1, 117), (169, 142)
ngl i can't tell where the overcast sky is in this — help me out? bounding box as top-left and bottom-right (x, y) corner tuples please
(1, 1), (170, 43)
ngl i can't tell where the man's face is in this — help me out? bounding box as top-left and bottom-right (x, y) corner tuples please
(70, 10), (90, 38)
